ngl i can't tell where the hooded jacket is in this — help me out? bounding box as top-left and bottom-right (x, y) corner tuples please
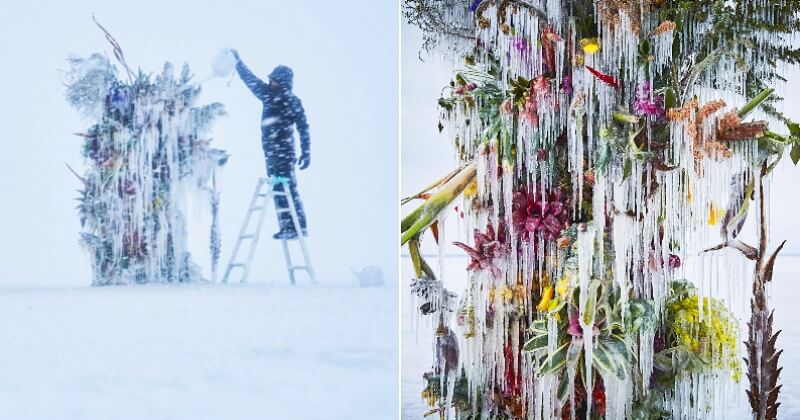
(235, 61), (310, 169)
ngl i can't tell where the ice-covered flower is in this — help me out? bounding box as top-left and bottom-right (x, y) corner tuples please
(511, 186), (570, 241)
(522, 77), (552, 125)
(536, 285), (555, 311)
(499, 99), (514, 114)
(511, 36), (530, 54)
(567, 315), (600, 338)
(633, 81), (665, 118)
(561, 75), (573, 95)
(579, 38), (600, 55)
(453, 223), (509, 278)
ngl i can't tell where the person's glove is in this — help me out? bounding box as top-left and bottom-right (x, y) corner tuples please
(230, 48), (241, 62)
(298, 152), (310, 170)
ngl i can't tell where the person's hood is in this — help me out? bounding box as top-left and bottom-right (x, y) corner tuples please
(268, 65), (293, 91)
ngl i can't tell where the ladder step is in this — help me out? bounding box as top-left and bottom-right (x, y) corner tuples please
(275, 208), (291, 213)
(272, 192), (288, 197)
(290, 265), (308, 271)
(229, 263), (245, 267)
(239, 234), (256, 240)
(250, 206), (264, 211)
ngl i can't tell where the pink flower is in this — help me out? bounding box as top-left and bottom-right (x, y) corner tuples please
(634, 82), (665, 118)
(647, 252), (682, 271)
(454, 85), (466, 95)
(465, 82), (477, 91)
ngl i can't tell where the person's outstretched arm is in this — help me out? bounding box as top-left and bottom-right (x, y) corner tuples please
(231, 49), (268, 101)
(294, 98), (311, 170)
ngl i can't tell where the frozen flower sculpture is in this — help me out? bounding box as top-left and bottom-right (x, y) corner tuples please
(402, 1), (800, 419)
(66, 21), (227, 285)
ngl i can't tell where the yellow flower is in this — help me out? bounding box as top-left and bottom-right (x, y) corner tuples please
(708, 203), (725, 225)
(580, 38), (600, 55)
(532, 272), (548, 288)
(537, 285), (554, 312)
(463, 180), (478, 198)
(556, 275), (570, 298)
(513, 283), (526, 301)
(501, 285), (514, 303)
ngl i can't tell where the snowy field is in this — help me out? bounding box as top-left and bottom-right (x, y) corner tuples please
(0, 282), (398, 420)
(401, 256), (800, 419)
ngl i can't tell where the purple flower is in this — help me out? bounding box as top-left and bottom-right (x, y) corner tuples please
(567, 315), (600, 338)
(633, 82), (665, 118)
(561, 75), (573, 95)
(511, 37), (530, 54)
(469, 0), (483, 12)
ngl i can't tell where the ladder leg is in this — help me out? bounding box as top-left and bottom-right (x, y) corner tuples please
(223, 178), (268, 283)
(241, 178), (270, 283)
(280, 239), (295, 285)
(280, 180), (316, 284)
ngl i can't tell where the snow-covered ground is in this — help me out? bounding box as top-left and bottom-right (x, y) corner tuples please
(0, 282), (398, 420)
(401, 256), (800, 419)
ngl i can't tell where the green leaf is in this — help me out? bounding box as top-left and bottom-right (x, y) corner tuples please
(739, 88), (775, 119)
(612, 111), (640, 125)
(529, 319), (548, 335)
(593, 336), (630, 381)
(791, 143), (800, 165)
(523, 334), (550, 353)
(537, 342), (570, 375)
(787, 122), (800, 137)
(664, 87), (676, 111)
(581, 279), (602, 326)
(622, 156), (632, 181)
(764, 144), (786, 175)
(628, 299), (657, 334)
(401, 162), (477, 245)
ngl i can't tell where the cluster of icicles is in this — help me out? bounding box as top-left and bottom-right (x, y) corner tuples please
(66, 57), (227, 285)
(415, 1), (785, 419)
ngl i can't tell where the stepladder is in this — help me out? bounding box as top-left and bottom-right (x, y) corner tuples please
(222, 176), (316, 285)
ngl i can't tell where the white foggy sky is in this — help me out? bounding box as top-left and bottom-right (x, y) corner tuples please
(0, 0), (398, 286)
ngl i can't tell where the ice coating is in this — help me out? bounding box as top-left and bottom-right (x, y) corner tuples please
(405, 0), (798, 418)
(65, 55), (227, 285)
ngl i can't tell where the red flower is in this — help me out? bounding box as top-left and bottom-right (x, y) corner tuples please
(585, 65), (619, 89)
(453, 223), (509, 278)
(512, 187), (570, 242)
(592, 380), (606, 416)
(541, 26), (562, 74)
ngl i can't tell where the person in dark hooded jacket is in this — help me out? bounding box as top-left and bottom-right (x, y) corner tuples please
(231, 49), (309, 240)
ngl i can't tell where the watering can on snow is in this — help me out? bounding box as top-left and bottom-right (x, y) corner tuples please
(351, 266), (384, 288)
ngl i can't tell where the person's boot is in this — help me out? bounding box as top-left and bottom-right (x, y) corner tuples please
(273, 229), (298, 240)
